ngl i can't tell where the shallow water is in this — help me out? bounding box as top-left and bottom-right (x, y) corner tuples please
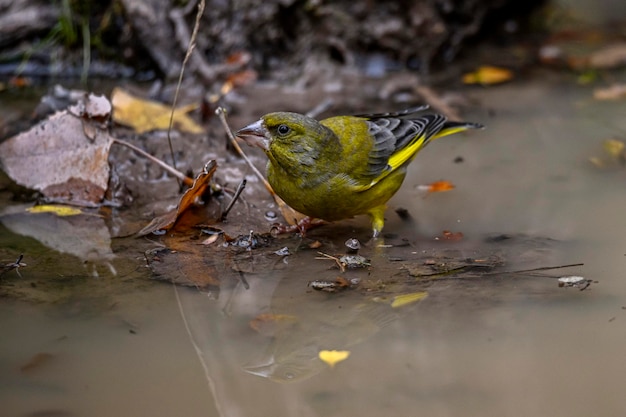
(3, 61), (626, 417)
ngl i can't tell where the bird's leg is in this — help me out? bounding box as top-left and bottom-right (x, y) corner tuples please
(368, 205), (387, 238)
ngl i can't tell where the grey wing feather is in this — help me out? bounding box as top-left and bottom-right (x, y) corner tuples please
(366, 113), (447, 178)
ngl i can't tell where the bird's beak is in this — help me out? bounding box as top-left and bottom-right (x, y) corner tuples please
(236, 119), (270, 151)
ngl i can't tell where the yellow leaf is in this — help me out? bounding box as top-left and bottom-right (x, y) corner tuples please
(318, 350), (350, 368)
(111, 87), (205, 134)
(391, 291), (428, 308)
(26, 205), (83, 216)
(462, 66), (513, 85)
(603, 138), (625, 157)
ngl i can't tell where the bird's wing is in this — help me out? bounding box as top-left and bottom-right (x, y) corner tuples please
(360, 113), (447, 188)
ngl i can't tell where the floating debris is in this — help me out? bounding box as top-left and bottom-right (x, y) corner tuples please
(309, 276), (356, 293)
(274, 247), (290, 256)
(339, 254), (370, 269)
(229, 231), (272, 249)
(264, 210), (278, 221)
(344, 238), (361, 252)
(558, 275), (589, 289)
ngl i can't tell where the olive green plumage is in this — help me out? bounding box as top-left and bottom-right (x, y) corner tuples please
(237, 106), (482, 237)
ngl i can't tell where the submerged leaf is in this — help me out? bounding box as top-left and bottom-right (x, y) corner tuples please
(603, 138), (625, 157)
(250, 313), (298, 336)
(391, 291), (428, 308)
(318, 350), (350, 368)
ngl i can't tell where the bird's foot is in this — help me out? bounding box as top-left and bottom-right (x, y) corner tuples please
(270, 217), (326, 237)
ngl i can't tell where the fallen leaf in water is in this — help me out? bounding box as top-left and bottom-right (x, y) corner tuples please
(417, 180), (455, 193)
(462, 66), (513, 85)
(26, 205), (83, 217)
(593, 84), (626, 100)
(391, 291), (428, 308)
(20, 352), (55, 373)
(137, 161), (220, 236)
(0, 95), (114, 206)
(589, 138), (626, 167)
(318, 350), (350, 368)
(250, 313), (298, 336)
(603, 138), (625, 157)
(111, 87), (204, 134)
(436, 230), (464, 241)
(146, 247), (221, 289)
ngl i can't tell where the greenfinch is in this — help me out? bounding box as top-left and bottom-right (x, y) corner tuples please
(236, 106), (482, 237)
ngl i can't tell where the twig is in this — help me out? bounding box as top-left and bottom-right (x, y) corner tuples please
(504, 263), (584, 276)
(215, 108), (269, 191)
(315, 252), (346, 273)
(214, 107), (300, 224)
(306, 98), (334, 119)
(461, 263), (585, 279)
(112, 138), (194, 186)
(221, 179), (246, 221)
(1, 254), (26, 278)
(414, 85), (460, 121)
(166, 0), (206, 176)
(170, 2), (246, 84)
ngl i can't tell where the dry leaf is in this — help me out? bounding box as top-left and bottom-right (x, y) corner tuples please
(111, 87), (204, 134)
(417, 180), (455, 193)
(462, 66), (514, 85)
(318, 350), (350, 368)
(137, 161), (220, 236)
(0, 100), (114, 206)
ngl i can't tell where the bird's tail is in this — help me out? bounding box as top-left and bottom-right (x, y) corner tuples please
(434, 121), (484, 139)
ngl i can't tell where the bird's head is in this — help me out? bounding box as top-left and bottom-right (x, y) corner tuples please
(236, 112), (324, 153)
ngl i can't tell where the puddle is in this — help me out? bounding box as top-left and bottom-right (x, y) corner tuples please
(3, 51), (626, 417)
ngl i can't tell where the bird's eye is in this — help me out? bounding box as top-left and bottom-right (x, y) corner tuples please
(277, 124), (291, 136)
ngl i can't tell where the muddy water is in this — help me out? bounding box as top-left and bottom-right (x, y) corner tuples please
(3, 73), (626, 417)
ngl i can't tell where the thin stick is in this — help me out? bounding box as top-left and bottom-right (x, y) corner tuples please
(306, 98), (334, 119)
(167, 0), (206, 174)
(215, 107), (302, 224)
(414, 85), (460, 121)
(221, 179), (246, 221)
(503, 263), (584, 276)
(112, 138), (194, 186)
(215, 107), (270, 192)
(460, 263), (585, 279)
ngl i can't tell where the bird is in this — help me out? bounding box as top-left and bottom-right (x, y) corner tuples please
(236, 106), (483, 237)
